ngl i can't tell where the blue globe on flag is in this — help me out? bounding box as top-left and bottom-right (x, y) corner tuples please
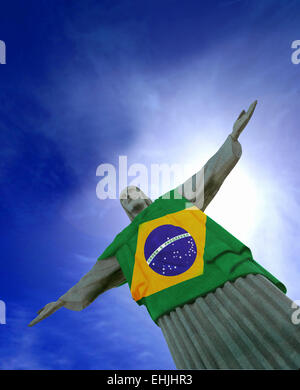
(144, 224), (197, 276)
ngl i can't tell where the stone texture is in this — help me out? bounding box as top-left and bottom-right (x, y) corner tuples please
(158, 274), (300, 369)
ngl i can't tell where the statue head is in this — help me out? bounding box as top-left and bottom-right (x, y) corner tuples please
(120, 186), (152, 221)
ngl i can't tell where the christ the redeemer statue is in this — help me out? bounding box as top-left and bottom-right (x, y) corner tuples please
(29, 101), (300, 369)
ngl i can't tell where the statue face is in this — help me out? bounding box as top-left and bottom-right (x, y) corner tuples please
(120, 186), (152, 221)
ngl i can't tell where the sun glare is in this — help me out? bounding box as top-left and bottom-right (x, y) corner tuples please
(204, 165), (262, 245)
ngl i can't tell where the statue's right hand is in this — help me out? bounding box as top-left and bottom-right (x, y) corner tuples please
(231, 100), (257, 140)
(28, 300), (64, 327)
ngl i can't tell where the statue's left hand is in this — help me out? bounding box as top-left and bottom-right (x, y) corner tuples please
(28, 300), (64, 327)
(231, 100), (257, 141)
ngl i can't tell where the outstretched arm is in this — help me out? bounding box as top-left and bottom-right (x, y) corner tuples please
(176, 100), (257, 211)
(28, 256), (126, 326)
(58, 257), (126, 311)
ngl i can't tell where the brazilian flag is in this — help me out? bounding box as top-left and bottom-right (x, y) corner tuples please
(98, 189), (286, 324)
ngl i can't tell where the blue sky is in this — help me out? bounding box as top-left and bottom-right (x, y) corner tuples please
(0, 0), (300, 369)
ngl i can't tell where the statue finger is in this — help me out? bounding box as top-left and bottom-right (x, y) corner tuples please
(37, 307), (45, 315)
(246, 100), (257, 119)
(38, 302), (61, 315)
(28, 315), (43, 327)
(29, 302), (63, 327)
(28, 308), (52, 326)
(237, 110), (246, 120)
(39, 302), (63, 317)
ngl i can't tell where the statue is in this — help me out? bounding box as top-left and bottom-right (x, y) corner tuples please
(29, 101), (300, 369)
